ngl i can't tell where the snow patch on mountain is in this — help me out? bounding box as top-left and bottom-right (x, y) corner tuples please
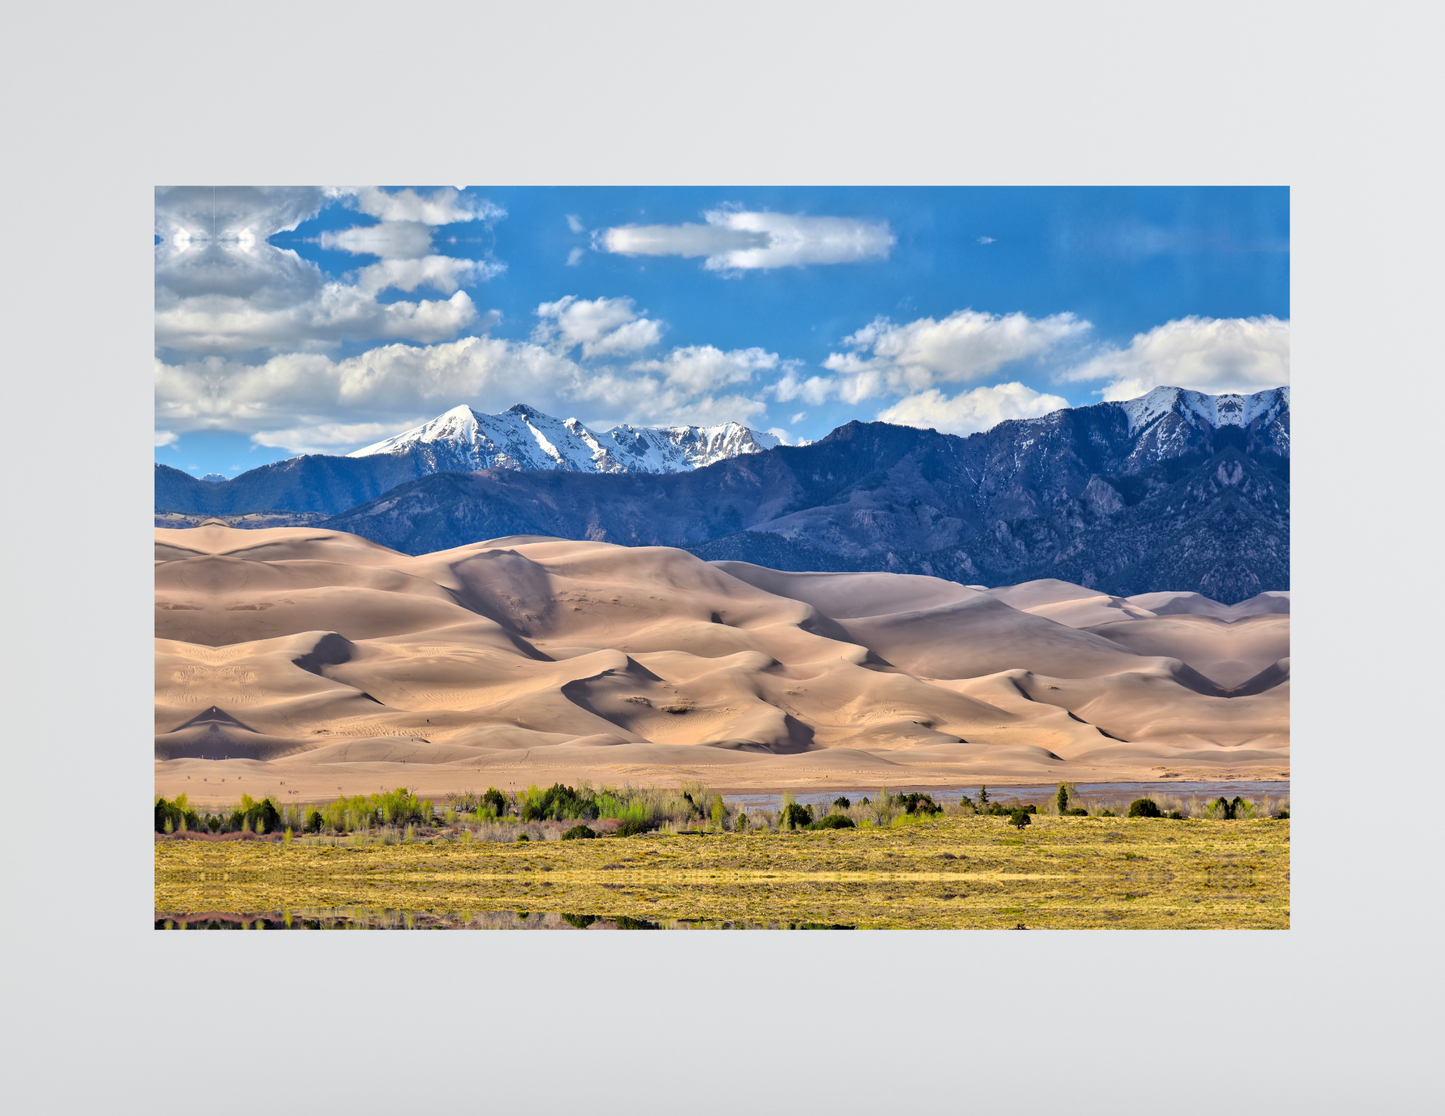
(1119, 386), (1289, 434)
(348, 403), (781, 475)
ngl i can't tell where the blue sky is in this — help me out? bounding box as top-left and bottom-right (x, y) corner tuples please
(155, 186), (1288, 477)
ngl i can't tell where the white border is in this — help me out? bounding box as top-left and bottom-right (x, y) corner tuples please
(6, 1), (1439, 1107)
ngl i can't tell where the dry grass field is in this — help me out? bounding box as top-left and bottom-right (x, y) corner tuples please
(155, 814), (1288, 929)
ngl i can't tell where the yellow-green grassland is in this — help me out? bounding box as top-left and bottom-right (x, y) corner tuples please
(155, 814), (1289, 929)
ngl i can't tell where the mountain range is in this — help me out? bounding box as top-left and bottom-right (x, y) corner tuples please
(155, 387), (1289, 604)
(154, 404), (781, 516)
(350, 403), (781, 473)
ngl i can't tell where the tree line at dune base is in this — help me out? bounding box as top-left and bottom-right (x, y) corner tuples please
(154, 781), (1289, 844)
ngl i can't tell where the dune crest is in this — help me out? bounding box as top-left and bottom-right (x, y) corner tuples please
(156, 528), (1287, 798)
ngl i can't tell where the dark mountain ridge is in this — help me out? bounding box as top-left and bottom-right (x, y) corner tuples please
(311, 387), (1289, 603)
(155, 453), (433, 516)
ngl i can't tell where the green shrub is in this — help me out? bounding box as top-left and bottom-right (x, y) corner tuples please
(1056, 783), (1070, 814)
(985, 802), (1035, 817)
(563, 913), (596, 929)
(1008, 809), (1032, 830)
(977, 785), (990, 806)
(305, 808), (323, 833)
(807, 814), (856, 830)
(900, 793), (941, 816)
(375, 787), (430, 826)
(515, 833), (530, 842)
(615, 818), (654, 837)
(1277, 809), (1290, 819)
(1128, 798), (1162, 818)
(562, 824), (597, 840)
(251, 798), (281, 834)
(482, 787), (509, 816)
(780, 802), (814, 830)
(154, 795), (201, 834)
(520, 782), (599, 822)
(1096, 809), (1117, 817)
(833, 796), (851, 809)
(1206, 795), (1255, 820)
(1167, 810), (1185, 820)
(1064, 807), (1089, 816)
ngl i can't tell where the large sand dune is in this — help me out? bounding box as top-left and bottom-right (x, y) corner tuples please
(155, 524), (1288, 802)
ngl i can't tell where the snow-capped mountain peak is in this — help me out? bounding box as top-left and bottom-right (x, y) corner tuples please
(1118, 386), (1289, 435)
(1113, 385), (1290, 462)
(348, 404), (781, 476)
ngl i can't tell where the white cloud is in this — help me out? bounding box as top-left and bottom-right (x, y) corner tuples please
(566, 247), (585, 266)
(821, 309), (1090, 401)
(566, 214), (585, 234)
(770, 366), (835, 406)
(354, 256), (505, 295)
(977, 236), (996, 245)
(1061, 316), (1289, 400)
(533, 296), (663, 358)
(598, 208), (895, 271)
(155, 334), (774, 451)
(155, 187), (504, 355)
(155, 338), (582, 436)
(348, 186), (504, 226)
(250, 420), (416, 456)
(790, 411), (807, 424)
(570, 371), (770, 429)
(321, 221), (435, 259)
(155, 430), (178, 448)
(630, 346), (779, 393)
(155, 283), (479, 354)
(155, 186), (327, 243)
(877, 383), (1070, 435)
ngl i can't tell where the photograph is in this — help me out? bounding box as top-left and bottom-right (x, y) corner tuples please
(153, 185), (1290, 929)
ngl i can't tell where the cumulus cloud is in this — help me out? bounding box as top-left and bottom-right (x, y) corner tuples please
(156, 333), (774, 451)
(320, 221), (435, 259)
(533, 296), (663, 358)
(770, 366), (835, 406)
(156, 282), (479, 354)
(156, 338), (583, 436)
(155, 430), (178, 448)
(877, 383), (1070, 435)
(821, 309), (1090, 402)
(250, 420), (417, 456)
(571, 372), (770, 429)
(598, 208), (895, 271)
(354, 256), (505, 295)
(155, 186), (327, 243)
(155, 186), (505, 355)
(347, 186), (504, 226)
(1061, 316), (1290, 400)
(630, 346), (780, 393)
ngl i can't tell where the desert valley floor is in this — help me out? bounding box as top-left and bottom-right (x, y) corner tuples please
(155, 522), (1288, 803)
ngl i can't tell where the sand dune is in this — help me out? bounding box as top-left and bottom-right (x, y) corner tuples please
(156, 524), (1288, 801)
